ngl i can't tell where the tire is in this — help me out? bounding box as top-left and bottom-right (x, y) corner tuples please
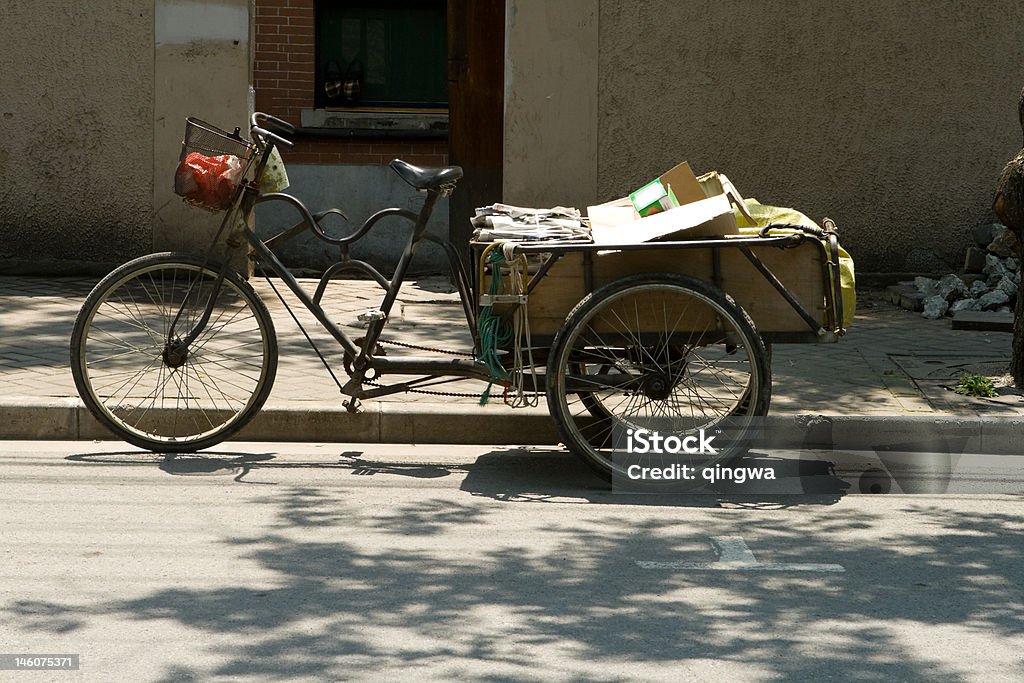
(71, 252), (278, 452)
(546, 273), (770, 484)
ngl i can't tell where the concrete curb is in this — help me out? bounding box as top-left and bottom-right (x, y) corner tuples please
(0, 398), (560, 446)
(754, 413), (1024, 456)
(2, 398), (1020, 456)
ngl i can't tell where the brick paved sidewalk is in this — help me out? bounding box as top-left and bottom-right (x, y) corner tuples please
(0, 275), (1021, 443)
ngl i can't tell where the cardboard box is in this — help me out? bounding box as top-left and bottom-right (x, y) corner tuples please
(630, 178), (678, 216)
(661, 161), (706, 203)
(588, 161), (740, 245)
(696, 170), (755, 224)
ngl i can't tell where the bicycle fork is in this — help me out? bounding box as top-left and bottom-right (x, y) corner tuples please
(164, 189), (259, 366)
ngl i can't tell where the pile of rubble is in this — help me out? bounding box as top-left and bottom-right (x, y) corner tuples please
(888, 223), (1020, 322)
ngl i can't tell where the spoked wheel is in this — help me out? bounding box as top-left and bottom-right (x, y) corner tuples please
(582, 342), (771, 419)
(71, 252), (278, 452)
(547, 273), (770, 485)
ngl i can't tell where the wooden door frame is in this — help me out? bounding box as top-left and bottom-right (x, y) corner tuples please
(447, 0), (505, 266)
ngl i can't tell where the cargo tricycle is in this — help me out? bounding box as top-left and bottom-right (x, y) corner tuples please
(70, 113), (848, 483)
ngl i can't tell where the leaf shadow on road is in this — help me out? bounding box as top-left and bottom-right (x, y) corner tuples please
(11, 446), (1023, 679)
(7, 491), (1024, 680)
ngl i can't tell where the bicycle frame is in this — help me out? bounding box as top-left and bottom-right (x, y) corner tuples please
(184, 140), (496, 412)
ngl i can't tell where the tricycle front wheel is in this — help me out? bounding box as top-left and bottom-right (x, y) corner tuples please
(70, 252), (278, 452)
(546, 273), (771, 484)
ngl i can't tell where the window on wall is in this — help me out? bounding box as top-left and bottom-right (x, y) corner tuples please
(315, 0), (447, 110)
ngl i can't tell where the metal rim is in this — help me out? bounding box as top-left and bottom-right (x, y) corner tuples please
(74, 259), (276, 449)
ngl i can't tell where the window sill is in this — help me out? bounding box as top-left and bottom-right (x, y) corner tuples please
(300, 108), (448, 138)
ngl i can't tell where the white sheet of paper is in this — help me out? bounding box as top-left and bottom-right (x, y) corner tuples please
(589, 193), (734, 246)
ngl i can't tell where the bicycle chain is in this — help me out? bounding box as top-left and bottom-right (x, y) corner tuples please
(362, 338), (544, 400)
(358, 336), (481, 397)
(375, 336), (474, 357)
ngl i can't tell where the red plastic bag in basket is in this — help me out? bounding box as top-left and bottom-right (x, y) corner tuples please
(174, 152), (243, 209)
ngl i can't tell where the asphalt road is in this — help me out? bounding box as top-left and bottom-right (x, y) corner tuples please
(1, 441), (1022, 681)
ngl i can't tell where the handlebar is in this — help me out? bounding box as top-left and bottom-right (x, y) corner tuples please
(250, 112), (295, 149)
(252, 125), (294, 150)
(251, 112), (295, 135)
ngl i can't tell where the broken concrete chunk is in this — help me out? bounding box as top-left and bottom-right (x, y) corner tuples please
(937, 273), (968, 301)
(988, 225), (1022, 258)
(984, 254), (1010, 283)
(912, 276), (939, 297)
(949, 297), (982, 313)
(921, 294), (949, 319)
(996, 275), (1018, 297)
(979, 289), (1010, 310)
(969, 280), (990, 298)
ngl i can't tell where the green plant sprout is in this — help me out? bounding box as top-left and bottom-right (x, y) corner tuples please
(954, 372), (998, 398)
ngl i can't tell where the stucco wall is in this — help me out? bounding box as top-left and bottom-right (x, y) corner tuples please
(503, 0), (599, 214)
(598, 1), (1024, 272)
(0, 1), (253, 274)
(0, 2), (154, 272)
(153, 0), (253, 262)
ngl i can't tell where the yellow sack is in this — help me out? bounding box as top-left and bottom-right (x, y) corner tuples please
(734, 199), (856, 330)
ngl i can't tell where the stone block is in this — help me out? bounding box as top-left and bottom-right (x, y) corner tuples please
(950, 310), (1014, 332)
(963, 246), (987, 273)
(887, 284), (922, 309)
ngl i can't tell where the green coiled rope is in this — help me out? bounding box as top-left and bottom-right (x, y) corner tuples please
(477, 247), (515, 404)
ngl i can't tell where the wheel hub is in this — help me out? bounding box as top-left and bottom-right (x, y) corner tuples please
(162, 339), (189, 368)
(642, 372), (673, 400)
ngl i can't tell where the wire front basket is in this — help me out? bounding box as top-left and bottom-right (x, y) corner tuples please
(175, 117), (257, 211)
(180, 117), (254, 161)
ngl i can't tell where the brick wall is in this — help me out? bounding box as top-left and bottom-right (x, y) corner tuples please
(254, 0), (448, 166)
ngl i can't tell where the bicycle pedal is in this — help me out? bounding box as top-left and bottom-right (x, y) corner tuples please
(357, 308), (387, 323)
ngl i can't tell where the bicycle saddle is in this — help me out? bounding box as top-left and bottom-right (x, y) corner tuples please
(390, 158), (463, 190)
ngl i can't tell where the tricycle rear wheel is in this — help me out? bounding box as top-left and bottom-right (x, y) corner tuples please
(546, 273), (770, 484)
